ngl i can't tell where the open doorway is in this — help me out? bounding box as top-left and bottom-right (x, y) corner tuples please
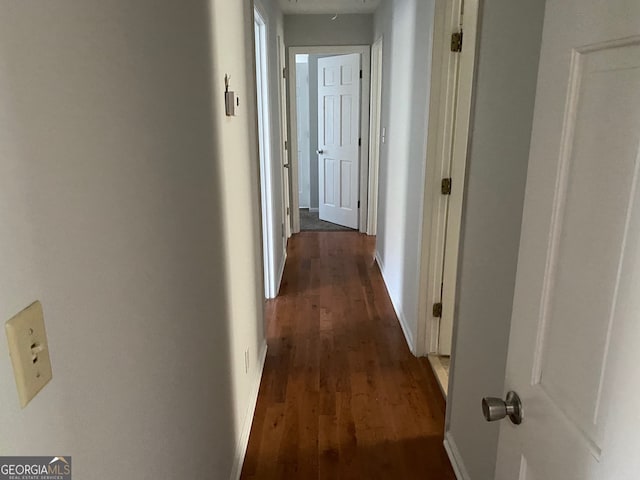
(294, 53), (355, 232)
(287, 46), (372, 234)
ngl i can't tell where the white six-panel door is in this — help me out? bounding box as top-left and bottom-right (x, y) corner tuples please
(496, 0), (640, 478)
(317, 54), (360, 229)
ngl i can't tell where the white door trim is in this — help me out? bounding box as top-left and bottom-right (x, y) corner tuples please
(295, 60), (311, 209)
(277, 33), (292, 242)
(367, 36), (383, 236)
(253, 7), (276, 298)
(417, 0), (479, 355)
(287, 45), (371, 234)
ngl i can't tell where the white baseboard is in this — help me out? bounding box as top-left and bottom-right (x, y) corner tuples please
(309, 207), (319, 213)
(444, 431), (471, 480)
(374, 251), (416, 355)
(230, 341), (268, 480)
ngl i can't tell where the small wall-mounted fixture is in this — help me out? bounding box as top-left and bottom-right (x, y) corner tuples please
(5, 301), (53, 408)
(225, 74), (235, 116)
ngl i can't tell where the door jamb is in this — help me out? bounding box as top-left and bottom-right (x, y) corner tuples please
(277, 33), (292, 241)
(286, 45), (371, 234)
(253, 6), (276, 298)
(417, 0), (479, 356)
(367, 37), (384, 236)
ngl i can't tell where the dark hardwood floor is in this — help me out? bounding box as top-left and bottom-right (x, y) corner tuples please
(241, 232), (455, 479)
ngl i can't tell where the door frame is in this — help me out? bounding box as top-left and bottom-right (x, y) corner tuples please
(367, 36), (384, 236)
(277, 32), (292, 242)
(286, 45), (371, 234)
(253, 6), (276, 298)
(417, 0), (479, 356)
(294, 58), (311, 209)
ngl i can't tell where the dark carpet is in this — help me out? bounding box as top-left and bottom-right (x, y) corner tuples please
(299, 208), (354, 232)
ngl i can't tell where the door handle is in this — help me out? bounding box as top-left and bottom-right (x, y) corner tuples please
(316, 149), (324, 155)
(283, 164), (290, 168)
(482, 391), (523, 425)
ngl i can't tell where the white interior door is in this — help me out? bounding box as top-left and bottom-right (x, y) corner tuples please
(495, 0), (640, 478)
(317, 54), (360, 229)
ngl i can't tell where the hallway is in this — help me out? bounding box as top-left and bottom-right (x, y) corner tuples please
(241, 232), (455, 479)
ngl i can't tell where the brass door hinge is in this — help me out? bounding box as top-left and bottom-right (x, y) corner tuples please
(451, 31), (463, 52)
(433, 302), (443, 318)
(441, 178), (452, 195)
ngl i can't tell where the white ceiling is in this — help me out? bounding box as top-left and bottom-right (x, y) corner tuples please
(278, 0), (382, 15)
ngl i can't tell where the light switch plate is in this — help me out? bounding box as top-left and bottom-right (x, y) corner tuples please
(225, 91), (236, 116)
(5, 301), (53, 408)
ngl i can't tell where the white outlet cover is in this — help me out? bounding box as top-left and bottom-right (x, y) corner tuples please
(5, 301), (53, 408)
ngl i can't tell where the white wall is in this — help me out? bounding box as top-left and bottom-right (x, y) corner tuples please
(306, 54), (334, 210)
(210, 1), (269, 475)
(284, 14), (373, 46)
(445, 0), (546, 478)
(0, 1), (265, 478)
(295, 60), (311, 209)
(373, 0), (436, 353)
(255, 0), (287, 296)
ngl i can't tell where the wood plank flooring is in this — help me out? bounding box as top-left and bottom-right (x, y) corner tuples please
(241, 232), (455, 479)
